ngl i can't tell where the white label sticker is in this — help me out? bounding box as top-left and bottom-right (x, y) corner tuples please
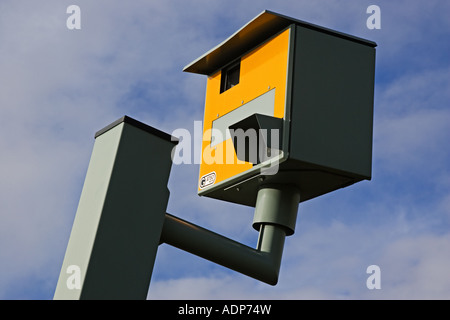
(199, 172), (216, 189)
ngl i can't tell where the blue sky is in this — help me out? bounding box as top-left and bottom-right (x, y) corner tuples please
(1, 0), (449, 299)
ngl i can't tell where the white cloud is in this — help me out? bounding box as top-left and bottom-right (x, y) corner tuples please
(375, 107), (450, 175)
(376, 234), (450, 299)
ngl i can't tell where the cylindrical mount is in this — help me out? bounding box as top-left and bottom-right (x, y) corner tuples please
(253, 184), (300, 236)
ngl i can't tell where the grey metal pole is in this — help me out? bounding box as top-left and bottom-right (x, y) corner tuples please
(161, 184), (300, 285)
(54, 116), (177, 300)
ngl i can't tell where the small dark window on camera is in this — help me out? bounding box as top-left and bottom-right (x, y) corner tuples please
(220, 60), (240, 93)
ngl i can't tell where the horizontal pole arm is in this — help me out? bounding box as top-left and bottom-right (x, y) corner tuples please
(160, 213), (286, 285)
